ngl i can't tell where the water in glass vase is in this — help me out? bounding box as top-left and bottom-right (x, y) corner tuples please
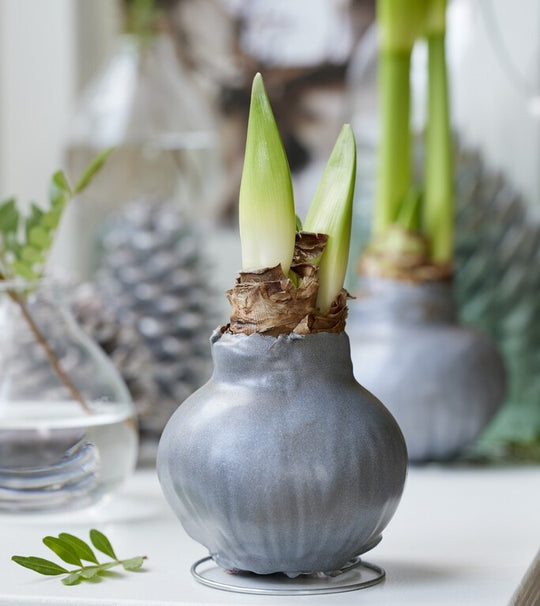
(0, 401), (137, 513)
(0, 280), (138, 513)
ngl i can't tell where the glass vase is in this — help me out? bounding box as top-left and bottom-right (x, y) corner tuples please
(0, 280), (138, 513)
(61, 30), (222, 279)
(59, 25), (225, 465)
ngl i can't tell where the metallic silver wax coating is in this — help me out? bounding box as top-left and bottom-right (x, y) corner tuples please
(157, 331), (407, 576)
(348, 277), (506, 462)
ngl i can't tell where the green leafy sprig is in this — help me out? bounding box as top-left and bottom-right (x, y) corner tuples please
(0, 148), (112, 282)
(12, 529), (146, 586)
(0, 149), (113, 413)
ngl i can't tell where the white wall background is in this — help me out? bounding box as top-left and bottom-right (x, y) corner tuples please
(0, 0), (75, 207)
(0, 0), (538, 217)
(449, 0), (540, 217)
(0, 0), (119, 209)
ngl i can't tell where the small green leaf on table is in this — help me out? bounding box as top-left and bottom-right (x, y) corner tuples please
(122, 556), (145, 571)
(11, 556), (69, 576)
(89, 529), (117, 560)
(58, 532), (99, 564)
(11, 529), (146, 586)
(43, 536), (82, 567)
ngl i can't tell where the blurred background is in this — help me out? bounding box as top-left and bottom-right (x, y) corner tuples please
(0, 0), (538, 462)
(1, 1), (538, 219)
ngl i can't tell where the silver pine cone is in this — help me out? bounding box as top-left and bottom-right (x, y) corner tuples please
(72, 198), (217, 464)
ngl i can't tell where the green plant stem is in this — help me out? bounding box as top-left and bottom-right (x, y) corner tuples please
(2, 279), (90, 413)
(66, 555), (147, 582)
(423, 31), (453, 264)
(374, 49), (412, 234)
(396, 186), (422, 232)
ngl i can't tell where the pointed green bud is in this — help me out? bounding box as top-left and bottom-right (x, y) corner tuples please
(239, 73), (296, 275)
(304, 124), (356, 314)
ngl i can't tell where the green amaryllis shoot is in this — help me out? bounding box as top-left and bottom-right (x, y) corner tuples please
(374, 0), (428, 235)
(304, 125), (357, 313)
(423, 0), (453, 264)
(239, 73), (296, 275)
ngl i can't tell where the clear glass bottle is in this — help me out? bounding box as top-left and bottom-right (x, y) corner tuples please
(60, 24), (221, 279)
(0, 280), (138, 512)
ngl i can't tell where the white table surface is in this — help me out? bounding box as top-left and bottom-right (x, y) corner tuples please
(0, 465), (538, 606)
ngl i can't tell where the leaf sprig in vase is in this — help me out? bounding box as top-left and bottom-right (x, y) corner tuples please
(0, 150), (112, 283)
(0, 149), (138, 514)
(0, 150), (112, 411)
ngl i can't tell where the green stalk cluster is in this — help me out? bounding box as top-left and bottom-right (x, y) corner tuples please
(0, 149), (112, 413)
(375, 0), (453, 266)
(239, 73), (356, 314)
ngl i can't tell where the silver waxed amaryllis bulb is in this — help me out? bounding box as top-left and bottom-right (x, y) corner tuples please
(157, 73), (407, 582)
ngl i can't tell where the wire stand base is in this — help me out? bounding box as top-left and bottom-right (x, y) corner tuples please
(191, 555), (385, 596)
